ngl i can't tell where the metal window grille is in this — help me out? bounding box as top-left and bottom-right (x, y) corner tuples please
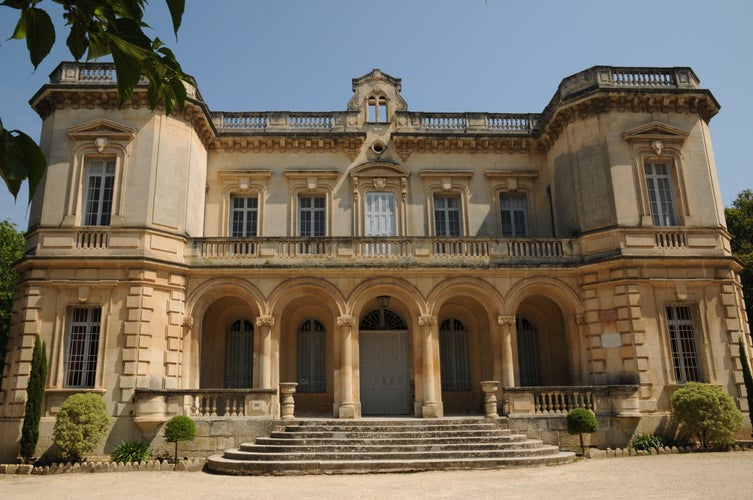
(517, 317), (539, 386)
(230, 196), (258, 237)
(645, 162), (678, 226)
(64, 306), (102, 388)
(84, 160), (115, 226)
(439, 318), (470, 391)
(666, 305), (702, 382)
(500, 193), (528, 237)
(225, 319), (254, 388)
(297, 319), (326, 393)
(359, 308), (407, 331)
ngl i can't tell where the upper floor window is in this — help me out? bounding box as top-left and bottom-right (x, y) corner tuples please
(65, 306), (102, 388)
(230, 195), (258, 237)
(367, 96), (388, 123)
(644, 162), (678, 226)
(83, 159), (116, 226)
(666, 304), (702, 383)
(299, 195), (326, 237)
(500, 193), (528, 237)
(434, 195), (461, 237)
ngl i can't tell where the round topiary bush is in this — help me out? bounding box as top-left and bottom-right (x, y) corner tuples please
(53, 393), (110, 462)
(164, 415), (196, 464)
(671, 382), (742, 449)
(567, 407), (598, 455)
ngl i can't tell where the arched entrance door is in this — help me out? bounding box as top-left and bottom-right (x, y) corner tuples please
(359, 307), (410, 415)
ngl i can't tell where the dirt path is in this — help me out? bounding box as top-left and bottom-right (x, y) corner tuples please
(2, 452), (753, 499)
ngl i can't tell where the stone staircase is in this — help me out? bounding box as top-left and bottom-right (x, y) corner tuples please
(206, 418), (575, 475)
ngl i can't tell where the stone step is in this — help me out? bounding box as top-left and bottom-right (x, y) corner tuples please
(242, 440), (544, 453)
(268, 429), (516, 440)
(255, 434), (529, 447)
(293, 418), (494, 427)
(223, 444), (562, 461)
(285, 421), (501, 432)
(206, 452), (576, 475)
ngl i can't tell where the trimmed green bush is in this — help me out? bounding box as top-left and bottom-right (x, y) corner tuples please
(20, 337), (47, 462)
(53, 393), (110, 461)
(629, 433), (664, 451)
(111, 440), (151, 464)
(164, 415), (196, 464)
(671, 382), (742, 449)
(567, 407), (598, 455)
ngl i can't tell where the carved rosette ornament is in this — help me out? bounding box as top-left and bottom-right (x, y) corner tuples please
(182, 316), (194, 328)
(418, 315), (437, 326)
(256, 315), (275, 328)
(497, 315), (515, 326)
(337, 315), (355, 327)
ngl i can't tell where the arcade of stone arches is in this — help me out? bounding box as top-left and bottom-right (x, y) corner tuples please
(185, 276), (583, 418)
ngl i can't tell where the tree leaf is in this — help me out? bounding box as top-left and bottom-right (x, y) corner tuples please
(66, 21), (88, 60)
(9, 13), (26, 40)
(11, 130), (46, 201)
(109, 44), (142, 103)
(23, 7), (56, 69)
(164, 0), (184, 38)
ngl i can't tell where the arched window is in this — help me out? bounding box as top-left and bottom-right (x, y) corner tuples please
(516, 317), (539, 386)
(367, 95), (388, 123)
(360, 308), (407, 330)
(225, 319), (254, 388)
(439, 318), (470, 391)
(297, 319), (326, 393)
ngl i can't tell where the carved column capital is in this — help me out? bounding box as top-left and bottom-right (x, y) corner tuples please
(256, 315), (275, 328)
(497, 315), (515, 326)
(418, 315), (436, 326)
(337, 315), (355, 327)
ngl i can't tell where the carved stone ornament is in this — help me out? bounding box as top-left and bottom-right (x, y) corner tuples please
(418, 315), (436, 326)
(306, 177), (318, 191)
(441, 177), (453, 192)
(239, 176), (250, 192)
(372, 177), (387, 191)
(652, 139), (664, 155)
(182, 316), (194, 328)
(256, 315), (275, 327)
(94, 137), (108, 152)
(497, 315), (515, 326)
(337, 315), (355, 327)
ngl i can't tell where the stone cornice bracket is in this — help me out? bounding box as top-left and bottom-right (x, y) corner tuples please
(256, 315), (275, 328)
(337, 315), (355, 327)
(497, 315), (515, 326)
(418, 315), (436, 326)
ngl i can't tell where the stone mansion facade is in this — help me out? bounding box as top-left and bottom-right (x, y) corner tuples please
(0, 63), (750, 459)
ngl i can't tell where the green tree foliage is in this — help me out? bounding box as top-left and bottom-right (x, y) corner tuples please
(164, 414), (195, 464)
(740, 341), (753, 435)
(0, 220), (25, 382)
(20, 337), (47, 461)
(566, 407), (598, 455)
(111, 440), (151, 464)
(725, 189), (753, 333)
(0, 0), (189, 199)
(671, 382), (742, 449)
(53, 393), (110, 461)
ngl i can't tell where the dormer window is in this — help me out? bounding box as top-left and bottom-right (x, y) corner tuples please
(367, 96), (388, 123)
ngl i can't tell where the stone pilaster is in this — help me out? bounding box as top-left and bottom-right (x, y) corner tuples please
(121, 270), (157, 410)
(497, 315), (515, 388)
(418, 314), (442, 418)
(163, 274), (186, 390)
(255, 315), (275, 389)
(336, 315), (358, 418)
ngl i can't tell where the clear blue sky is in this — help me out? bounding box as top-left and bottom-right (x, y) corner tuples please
(1, 0), (751, 229)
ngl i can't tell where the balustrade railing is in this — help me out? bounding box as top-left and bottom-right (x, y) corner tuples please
(655, 231), (688, 249)
(287, 113), (333, 129)
(214, 112), (267, 129)
(504, 385), (639, 416)
(420, 114), (467, 130)
(75, 230), (109, 249)
(610, 68), (675, 88)
(485, 114), (531, 131)
(133, 389), (277, 420)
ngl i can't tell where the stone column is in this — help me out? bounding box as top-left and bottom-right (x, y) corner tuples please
(337, 315), (358, 418)
(497, 315), (516, 388)
(256, 315), (274, 389)
(419, 314), (442, 418)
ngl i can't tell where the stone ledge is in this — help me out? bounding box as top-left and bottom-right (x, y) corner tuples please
(0, 458), (206, 474)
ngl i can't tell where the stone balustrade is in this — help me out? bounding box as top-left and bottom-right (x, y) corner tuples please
(504, 385), (639, 416)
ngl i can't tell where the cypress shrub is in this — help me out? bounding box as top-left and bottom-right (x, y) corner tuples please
(738, 340), (753, 436)
(20, 337), (47, 461)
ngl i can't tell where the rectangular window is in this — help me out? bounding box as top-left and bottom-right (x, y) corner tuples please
(645, 162), (678, 226)
(83, 159), (115, 226)
(230, 195), (258, 237)
(500, 193), (528, 237)
(64, 306), (102, 388)
(434, 195), (461, 237)
(666, 304), (702, 383)
(299, 195), (326, 237)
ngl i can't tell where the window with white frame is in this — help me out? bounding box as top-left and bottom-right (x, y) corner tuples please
(83, 159), (116, 226)
(434, 195), (462, 237)
(439, 318), (470, 391)
(299, 195), (326, 237)
(225, 319), (254, 388)
(644, 162), (678, 226)
(500, 193), (528, 237)
(64, 306), (102, 388)
(229, 195), (258, 237)
(297, 319), (326, 393)
(666, 304), (702, 383)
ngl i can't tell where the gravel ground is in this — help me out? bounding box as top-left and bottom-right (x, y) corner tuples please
(2, 452), (753, 499)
